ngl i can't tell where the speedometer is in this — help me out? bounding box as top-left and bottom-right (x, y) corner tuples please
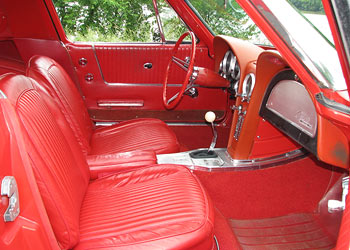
(219, 50), (241, 96)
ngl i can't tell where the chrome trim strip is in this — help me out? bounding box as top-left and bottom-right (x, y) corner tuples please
(92, 44), (106, 84)
(228, 149), (305, 168)
(167, 122), (210, 126)
(157, 148), (307, 172)
(97, 102), (144, 107)
(94, 122), (209, 127)
(106, 82), (182, 87)
(214, 235), (220, 250)
(95, 122), (117, 126)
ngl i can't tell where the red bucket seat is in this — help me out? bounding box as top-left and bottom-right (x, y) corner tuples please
(27, 55), (180, 155)
(0, 73), (214, 249)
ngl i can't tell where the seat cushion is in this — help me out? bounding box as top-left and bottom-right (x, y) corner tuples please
(90, 118), (180, 155)
(75, 165), (214, 250)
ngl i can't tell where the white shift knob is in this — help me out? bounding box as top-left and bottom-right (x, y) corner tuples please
(205, 111), (216, 123)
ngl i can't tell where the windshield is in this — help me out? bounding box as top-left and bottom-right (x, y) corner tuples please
(188, 0), (346, 91)
(250, 0), (346, 91)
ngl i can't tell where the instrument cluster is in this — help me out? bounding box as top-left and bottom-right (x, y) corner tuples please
(219, 50), (240, 95)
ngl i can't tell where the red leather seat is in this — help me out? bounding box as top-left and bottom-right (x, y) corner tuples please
(0, 74), (214, 249)
(27, 55), (180, 155)
(77, 165), (214, 250)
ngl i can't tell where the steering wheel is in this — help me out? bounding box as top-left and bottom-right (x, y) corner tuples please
(163, 31), (196, 109)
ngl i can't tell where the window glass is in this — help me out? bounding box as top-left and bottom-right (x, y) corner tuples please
(53, 0), (189, 43)
(288, 0), (333, 43)
(187, 0), (270, 45)
(53, 0), (154, 42)
(157, 0), (190, 41)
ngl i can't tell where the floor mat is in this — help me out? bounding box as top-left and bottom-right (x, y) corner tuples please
(229, 213), (334, 250)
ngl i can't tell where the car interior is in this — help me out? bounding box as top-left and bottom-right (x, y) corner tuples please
(0, 0), (349, 249)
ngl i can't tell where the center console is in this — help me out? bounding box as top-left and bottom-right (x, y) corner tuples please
(157, 148), (306, 171)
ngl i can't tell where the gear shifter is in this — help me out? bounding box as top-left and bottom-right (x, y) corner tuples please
(205, 111), (217, 152)
(189, 111), (218, 158)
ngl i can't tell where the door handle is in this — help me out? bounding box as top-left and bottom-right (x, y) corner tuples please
(144, 63), (153, 69)
(1, 176), (20, 222)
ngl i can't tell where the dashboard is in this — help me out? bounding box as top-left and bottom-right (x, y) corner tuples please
(211, 35), (349, 169)
(213, 36), (314, 160)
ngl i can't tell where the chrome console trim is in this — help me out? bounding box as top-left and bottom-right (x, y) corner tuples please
(157, 148), (307, 172)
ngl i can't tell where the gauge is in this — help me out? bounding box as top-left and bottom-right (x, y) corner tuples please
(219, 50), (241, 97)
(222, 50), (230, 75)
(242, 73), (256, 101)
(219, 60), (225, 78)
(220, 50), (240, 78)
(231, 58), (240, 80)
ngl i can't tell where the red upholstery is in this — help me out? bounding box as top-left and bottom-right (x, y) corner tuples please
(76, 165), (214, 250)
(0, 74), (214, 249)
(90, 118), (180, 155)
(0, 74), (90, 249)
(27, 55), (180, 155)
(87, 150), (157, 179)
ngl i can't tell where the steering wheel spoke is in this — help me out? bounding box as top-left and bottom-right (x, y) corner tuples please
(162, 31), (196, 109)
(166, 82), (195, 105)
(167, 92), (180, 105)
(172, 56), (189, 72)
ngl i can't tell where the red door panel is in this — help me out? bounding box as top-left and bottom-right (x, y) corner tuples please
(66, 43), (228, 123)
(94, 44), (214, 83)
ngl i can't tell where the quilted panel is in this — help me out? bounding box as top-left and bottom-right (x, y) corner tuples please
(0, 74), (90, 249)
(27, 55), (94, 154)
(75, 165), (214, 250)
(90, 118), (180, 155)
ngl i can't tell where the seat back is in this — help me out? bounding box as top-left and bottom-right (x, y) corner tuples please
(0, 74), (90, 249)
(27, 55), (93, 154)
